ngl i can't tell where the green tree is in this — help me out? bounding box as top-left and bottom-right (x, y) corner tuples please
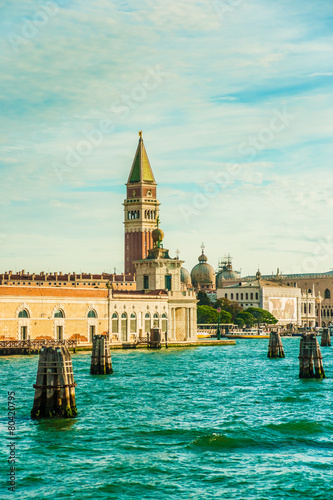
(215, 297), (242, 322)
(197, 291), (211, 306)
(236, 311), (255, 327)
(219, 310), (232, 324)
(197, 305), (218, 324)
(197, 305), (232, 324)
(245, 307), (278, 325)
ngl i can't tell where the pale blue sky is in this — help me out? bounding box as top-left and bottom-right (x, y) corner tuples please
(1, 0), (333, 276)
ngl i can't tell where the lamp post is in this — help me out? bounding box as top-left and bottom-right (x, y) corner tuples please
(217, 307), (221, 340)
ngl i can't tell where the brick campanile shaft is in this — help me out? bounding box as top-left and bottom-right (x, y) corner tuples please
(123, 132), (160, 275)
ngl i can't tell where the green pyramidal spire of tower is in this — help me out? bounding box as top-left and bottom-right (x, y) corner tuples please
(127, 131), (156, 183)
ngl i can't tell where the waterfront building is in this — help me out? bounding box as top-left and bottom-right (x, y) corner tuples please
(239, 270), (332, 327)
(217, 270), (317, 327)
(217, 270), (303, 326)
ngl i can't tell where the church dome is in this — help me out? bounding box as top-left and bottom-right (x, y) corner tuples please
(216, 255), (241, 288)
(180, 267), (191, 286)
(191, 248), (215, 288)
(198, 253), (208, 263)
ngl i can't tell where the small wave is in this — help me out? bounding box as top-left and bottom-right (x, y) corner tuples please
(266, 420), (330, 435)
(188, 433), (275, 451)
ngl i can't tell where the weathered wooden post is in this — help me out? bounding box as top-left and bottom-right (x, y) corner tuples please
(321, 328), (331, 347)
(268, 331), (285, 358)
(148, 328), (161, 349)
(299, 333), (326, 379)
(31, 345), (77, 419)
(90, 335), (113, 374)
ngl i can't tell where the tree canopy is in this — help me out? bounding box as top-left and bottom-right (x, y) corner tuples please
(245, 307), (278, 325)
(197, 306), (232, 324)
(197, 291), (211, 306)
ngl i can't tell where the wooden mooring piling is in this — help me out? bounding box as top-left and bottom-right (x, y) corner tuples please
(299, 334), (326, 379)
(268, 331), (285, 358)
(147, 328), (162, 349)
(90, 335), (113, 374)
(321, 328), (331, 347)
(31, 345), (77, 419)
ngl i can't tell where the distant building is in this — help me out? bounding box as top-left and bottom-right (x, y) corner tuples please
(241, 270), (333, 327)
(216, 270), (316, 327)
(0, 271), (135, 290)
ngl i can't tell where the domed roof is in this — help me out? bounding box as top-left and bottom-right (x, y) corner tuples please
(216, 255), (241, 287)
(216, 269), (241, 288)
(152, 227), (164, 243)
(198, 252), (208, 263)
(191, 249), (215, 287)
(180, 267), (191, 285)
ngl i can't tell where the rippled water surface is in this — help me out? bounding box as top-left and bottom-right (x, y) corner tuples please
(1, 338), (333, 499)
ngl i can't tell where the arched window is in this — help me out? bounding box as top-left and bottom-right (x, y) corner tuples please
(112, 312), (118, 333)
(241, 293), (244, 300)
(88, 310), (97, 318)
(236, 293), (239, 300)
(145, 313), (151, 333)
(231, 293), (234, 300)
(121, 313), (127, 341)
(250, 293), (253, 300)
(325, 289), (331, 299)
(130, 313), (137, 334)
(255, 293), (258, 300)
(153, 313), (159, 327)
(245, 293), (248, 300)
(18, 309), (29, 318)
(225, 293), (227, 298)
(54, 309), (64, 318)
(161, 313), (167, 333)
(308, 289), (312, 295)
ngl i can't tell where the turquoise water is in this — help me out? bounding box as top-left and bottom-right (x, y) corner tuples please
(1, 338), (333, 500)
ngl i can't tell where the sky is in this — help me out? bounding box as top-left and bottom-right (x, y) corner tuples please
(1, 0), (333, 277)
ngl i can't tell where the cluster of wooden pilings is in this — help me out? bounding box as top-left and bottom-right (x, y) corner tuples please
(299, 333), (326, 379)
(90, 335), (113, 374)
(321, 328), (331, 347)
(267, 331), (285, 358)
(31, 335), (114, 419)
(267, 331), (328, 380)
(31, 345), (77, 419)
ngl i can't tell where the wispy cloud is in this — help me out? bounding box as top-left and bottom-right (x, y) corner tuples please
(1, 0), (333, 274)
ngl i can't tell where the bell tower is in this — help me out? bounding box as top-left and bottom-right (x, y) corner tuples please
(124, 132), (160, 275)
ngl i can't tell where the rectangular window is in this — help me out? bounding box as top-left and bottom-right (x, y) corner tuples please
(56, 326), (63, 340)
(165, 275), (172, 291)
(21, 326), (27, 340)
(144, 275), (149, 289)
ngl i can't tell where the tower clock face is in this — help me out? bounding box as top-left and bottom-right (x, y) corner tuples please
(146, 189), (152, 197)
(132, 190), (136, 197)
